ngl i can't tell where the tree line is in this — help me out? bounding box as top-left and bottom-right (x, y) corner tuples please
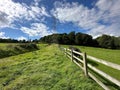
(0, 38), (28, 43)
(0, 31), (120, 49)
(39, 31), (120, 49)
(0, 38), (39, 43)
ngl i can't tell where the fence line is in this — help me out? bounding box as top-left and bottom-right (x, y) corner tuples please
(87, 55), (120, 71)
(63, 47), (120, 90)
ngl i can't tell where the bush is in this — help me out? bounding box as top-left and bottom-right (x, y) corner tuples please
(0, 43), (38, 58)
(18, 43), (38, 50)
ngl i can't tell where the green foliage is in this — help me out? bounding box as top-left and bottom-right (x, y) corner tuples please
(113, 36), (120, 49)
(75, 32), (93, 46)
(75, 32), (83, 45)
(0, 44), (101, 90)
(40, 31), (94, 46)
(62, 33), (70, 44)
(96, 35), (114, 49)
(0, 43), (38, 58)
(18, 43), (38, 50)
(68, 31), (75, 44)
(0, 38), (30, 43)
(0, 38), (18, 43)
(96, 34), (120, 49)
(40, 32), (120, 49)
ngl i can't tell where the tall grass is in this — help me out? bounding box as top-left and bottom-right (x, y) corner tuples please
(0, 43), (38, 58)
(0, 44), (101, 90)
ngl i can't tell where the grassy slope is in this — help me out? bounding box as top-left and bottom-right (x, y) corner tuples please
(63, 45), (120, 89)
(0, 43), (38, 58)
(0, 44), (101, 90)
(0, 43), (17, 48)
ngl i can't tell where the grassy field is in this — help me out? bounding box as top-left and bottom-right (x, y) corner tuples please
(63, 45), (120, 89)
(75, 46), (120, 64)
(0, 44), (101, 90)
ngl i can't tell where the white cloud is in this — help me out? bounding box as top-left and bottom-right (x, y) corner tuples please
(0, 32), (5, 38)
(17, 36), (27, 41)
(0, 0), (49, 28)
(96, 0), (120, 22)
(96, 0), (113, 11)
(0, 32), (9, 39)
(21, 23), (54, 37)
(33, 0), (41, 6)
(0, 11), (10, 28)
(52, 0), (120, 37)
(0, 0), (119, 39)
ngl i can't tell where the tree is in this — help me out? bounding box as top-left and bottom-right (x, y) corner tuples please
(75, 32), (83, 45)
(39, 32), (120, 49)
(56, 34), (63, 44)
(81, 34), (93, 46)
(62, 33), (70, 44)
(68, 31), (75, 45)
(75, 32), (93, 46)
(96, 35), (115, 49)
(32, 39), (38, 43)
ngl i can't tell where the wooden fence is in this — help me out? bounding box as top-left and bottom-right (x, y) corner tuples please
(63, 48), (120, 90)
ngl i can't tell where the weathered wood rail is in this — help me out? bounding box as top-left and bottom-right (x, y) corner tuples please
(63, 48), (120, 90)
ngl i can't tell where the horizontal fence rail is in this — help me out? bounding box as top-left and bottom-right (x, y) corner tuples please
(87, 55), (120, 71)
(63, 47), (120, 90)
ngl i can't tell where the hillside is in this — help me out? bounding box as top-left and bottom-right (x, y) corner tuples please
(63, 45), (120, 89)
(0, 43), (38, 58)
(0, 44), (101, 90)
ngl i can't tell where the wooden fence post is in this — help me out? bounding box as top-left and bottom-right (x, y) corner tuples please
(83, 52), (88, 77)
(71, 49), (73, 62)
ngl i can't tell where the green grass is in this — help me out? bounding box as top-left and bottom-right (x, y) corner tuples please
(0, 43), (17, 50)
(62, 45), (120, 89)
(0, 44), (101, 90)
(62, 45), (120, 64)
(0, 43), (39, 58)
(75, 46), (120, 80)
(75, 46), (120, 64)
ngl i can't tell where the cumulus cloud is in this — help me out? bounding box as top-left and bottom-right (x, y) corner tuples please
(17, 36), (27, 41)
(0, 11), (10, 28)
(52, 0), (120, 37)
(0, 0), (119, 39)
(96, 0), (120, 23)
(0, 0), (52, 38)
(0, 32), (9, 39)
(21, 23), (54, 37)
(0, 0), (49, 28)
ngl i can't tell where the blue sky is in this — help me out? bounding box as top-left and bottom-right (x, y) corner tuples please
(0, 0), (120, 40)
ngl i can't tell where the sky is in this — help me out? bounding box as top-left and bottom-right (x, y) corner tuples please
(0, 0), (120, 40)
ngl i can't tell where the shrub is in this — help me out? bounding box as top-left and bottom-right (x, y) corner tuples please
(0, 43), (38, 58)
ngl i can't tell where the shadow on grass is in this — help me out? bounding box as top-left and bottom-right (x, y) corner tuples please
(87, 59), (98, 66)
(89, 68), (120, 90)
